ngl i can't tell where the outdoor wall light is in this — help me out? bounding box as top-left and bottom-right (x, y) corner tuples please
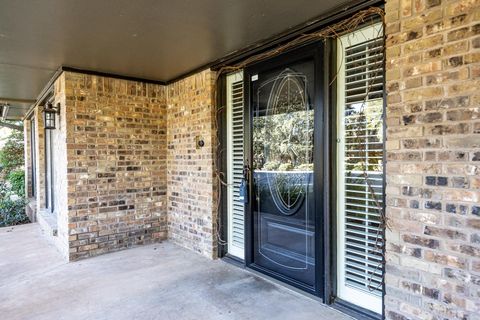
(42, 102), (60, 130)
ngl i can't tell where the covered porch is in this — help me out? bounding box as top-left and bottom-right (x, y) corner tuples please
(0, 223), (351, 320)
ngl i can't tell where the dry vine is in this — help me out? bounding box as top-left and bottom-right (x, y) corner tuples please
(211, 6), (389, 291)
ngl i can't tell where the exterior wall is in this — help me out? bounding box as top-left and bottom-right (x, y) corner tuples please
(33, 70), (219, 261)
(166, 70), (218, 258)
(22, 2), (479, 316)
(63, 72), (168, 260)
(385, 0), (480, 319)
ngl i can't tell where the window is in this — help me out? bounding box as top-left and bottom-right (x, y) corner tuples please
(336, 22), (384, 314)
(30, 118), (36, 198)
(226, 71), (245, 259)
(45, 128), (54, 213)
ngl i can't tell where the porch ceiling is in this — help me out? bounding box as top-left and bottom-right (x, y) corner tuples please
(0, 0), (354, 119)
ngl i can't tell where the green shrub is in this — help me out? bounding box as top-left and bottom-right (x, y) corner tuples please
(263, 161), (280, 171)
(278, 162), (294, 171)
(0, 131), (24, 173)
(295, 163), (314, 171)
(8, 170), (25, 196)
(0, 130), (28, 227)
(0, 182), (29, 227)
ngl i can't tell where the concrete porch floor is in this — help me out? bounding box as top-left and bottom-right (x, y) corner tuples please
(0, 223), (352, 320)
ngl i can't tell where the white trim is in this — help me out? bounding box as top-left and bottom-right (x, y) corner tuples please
(226, 71), (244, 260)
(336, 23), (383, 314)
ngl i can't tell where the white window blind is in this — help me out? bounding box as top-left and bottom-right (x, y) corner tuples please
(336, 23), (384, 314)
(227, 71), (245, 259)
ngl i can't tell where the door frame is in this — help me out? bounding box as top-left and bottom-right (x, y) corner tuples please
(243, 42), (329, 299)
(217, 19), (385, 320)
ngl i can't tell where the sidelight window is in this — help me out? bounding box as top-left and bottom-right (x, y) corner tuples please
(226, 71), (246, 260)
(30, 118), (36, 197)
(336, 22), (385, 314)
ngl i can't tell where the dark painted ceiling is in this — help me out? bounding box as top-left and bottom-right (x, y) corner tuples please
(0, 0), (351, 119)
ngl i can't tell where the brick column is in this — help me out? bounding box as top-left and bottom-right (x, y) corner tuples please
(166, 69), (218, 258)
(385, 0), (480, 318)
(64, 72), (168, 260)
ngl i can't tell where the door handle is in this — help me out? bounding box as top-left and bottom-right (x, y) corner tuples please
(243, 160), (250, 182)
(240, 160), (250, 204)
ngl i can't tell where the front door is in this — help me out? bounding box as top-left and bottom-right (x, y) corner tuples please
(245, 43), (324, 295)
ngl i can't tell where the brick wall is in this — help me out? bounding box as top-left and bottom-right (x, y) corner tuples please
(63, 72), (168, 260)
(32, 70), (220, 261)
(385, 0), (480, 319)
(166, 70), (218, 258)
(52, 74), (70, 258)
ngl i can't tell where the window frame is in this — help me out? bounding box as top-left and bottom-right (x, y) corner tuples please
(334, 22), (385, 316)
(30, 117), (36, 198)
(45, 127), (54, 213)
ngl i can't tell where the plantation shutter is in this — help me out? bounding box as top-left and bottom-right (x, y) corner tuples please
(336, 23), (384, 314)
(227, 71), (245, 259)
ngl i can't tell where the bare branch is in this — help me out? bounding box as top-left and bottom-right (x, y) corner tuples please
(0, 121), (23, 131)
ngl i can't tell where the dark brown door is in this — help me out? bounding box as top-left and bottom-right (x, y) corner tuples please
(245, 43), (325, 295)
